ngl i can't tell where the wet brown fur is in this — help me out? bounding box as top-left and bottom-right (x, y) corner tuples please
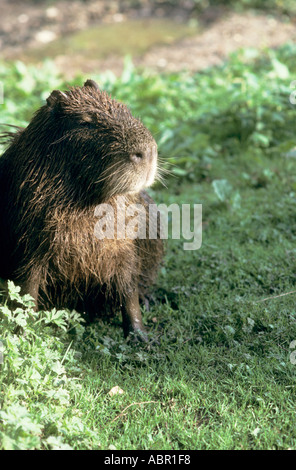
(0, 80), (163, 337)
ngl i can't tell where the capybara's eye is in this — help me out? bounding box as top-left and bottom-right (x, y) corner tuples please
(80, 119), (97, 129)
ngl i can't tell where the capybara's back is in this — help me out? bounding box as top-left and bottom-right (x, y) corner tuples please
(0, 79), (163, 340)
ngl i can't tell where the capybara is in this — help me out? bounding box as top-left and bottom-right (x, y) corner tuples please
(0, 79), (163, 340)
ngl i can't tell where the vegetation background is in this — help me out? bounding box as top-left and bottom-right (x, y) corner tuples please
(1, 0), (296, 450)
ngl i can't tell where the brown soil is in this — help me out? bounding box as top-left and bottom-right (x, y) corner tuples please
(138, 12), (296, 74)
(1, 0), (296, 77)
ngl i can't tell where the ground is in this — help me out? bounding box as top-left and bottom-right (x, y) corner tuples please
(1, 0), (296, 77)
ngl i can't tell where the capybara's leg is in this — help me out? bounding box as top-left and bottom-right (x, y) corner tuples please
(18, 269), (41, 311)
(122, 288), (148, 342)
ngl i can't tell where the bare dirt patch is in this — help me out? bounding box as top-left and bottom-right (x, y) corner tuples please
(1, 0), (296, 78)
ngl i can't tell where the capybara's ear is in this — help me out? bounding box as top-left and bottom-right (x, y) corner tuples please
(46, 90), (68, 108)
(83, 79), (100, 91)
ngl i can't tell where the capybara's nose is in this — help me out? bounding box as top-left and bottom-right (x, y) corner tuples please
(129, 152), (144, 163)
(129, 146), (157, 164)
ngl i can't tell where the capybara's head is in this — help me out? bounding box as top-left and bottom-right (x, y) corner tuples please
(31, 79), (157, 204)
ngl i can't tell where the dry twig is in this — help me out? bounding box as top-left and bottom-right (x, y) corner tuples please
(111, 401), (159, 423)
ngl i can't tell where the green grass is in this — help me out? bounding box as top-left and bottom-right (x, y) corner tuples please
(1, 43), (296, 449)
